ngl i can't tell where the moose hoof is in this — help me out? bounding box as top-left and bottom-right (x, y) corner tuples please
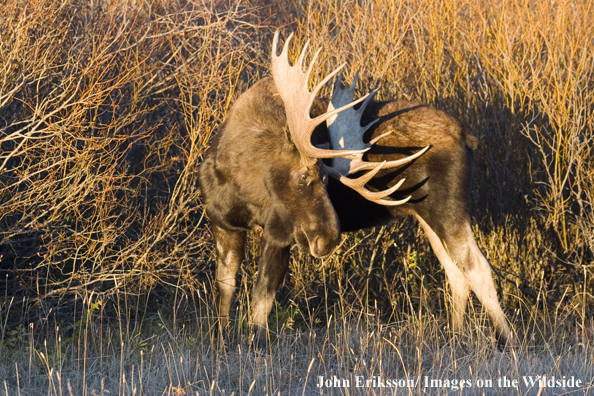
(496, 333), (518, 351)
(250, 326), (270, 352)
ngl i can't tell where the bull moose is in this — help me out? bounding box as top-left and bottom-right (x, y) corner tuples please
(199, 31), (516, 348)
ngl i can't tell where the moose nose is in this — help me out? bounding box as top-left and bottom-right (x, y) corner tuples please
(310, 235), (336, 258)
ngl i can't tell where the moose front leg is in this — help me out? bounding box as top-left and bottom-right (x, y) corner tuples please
(213, 224), (246, 331)
(250, 236), (290, 349)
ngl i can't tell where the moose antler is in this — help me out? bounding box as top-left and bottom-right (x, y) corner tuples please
(271, 30), (428, 206)
(326, 72), (430, 206)
(271, 31), (372, 163)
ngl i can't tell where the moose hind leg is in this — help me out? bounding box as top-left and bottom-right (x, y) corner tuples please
(416, 215), (471, 334)
(213, 224), (246, 330)
(250, 236), (290, 348)
(416, 214), (516, 348)
(462, 233), (516, 348)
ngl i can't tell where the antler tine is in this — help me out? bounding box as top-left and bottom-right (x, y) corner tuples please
(271, 30), (371, 161)
(302, 45), (319, 84)
(329, 161), (412, 206)
(296, 40), (311, 73)
(308, 64), (349, 116)
(349, 144), (431, 174)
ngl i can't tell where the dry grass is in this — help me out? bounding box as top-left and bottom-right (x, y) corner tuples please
(0, 0), (593, 394)
(0, 291), (593, 395)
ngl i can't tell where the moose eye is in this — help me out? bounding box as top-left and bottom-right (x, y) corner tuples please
(298, 171), (312, 186)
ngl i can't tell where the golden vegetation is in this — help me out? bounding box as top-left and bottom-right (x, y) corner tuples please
(0, 0), (592, 394)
